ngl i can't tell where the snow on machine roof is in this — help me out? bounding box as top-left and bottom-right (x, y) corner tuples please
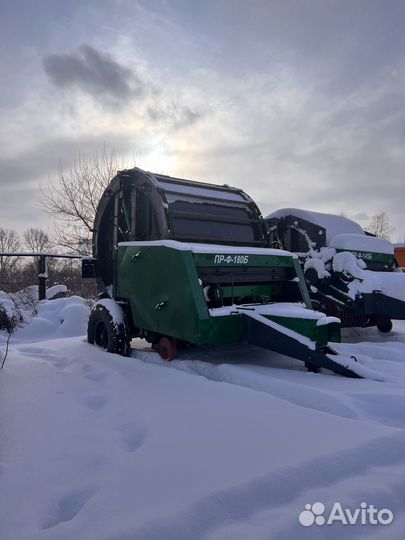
(329, 233), (394, 255)
(266, 208), (364, 244)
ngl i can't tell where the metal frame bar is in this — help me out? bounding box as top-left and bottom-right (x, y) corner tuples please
(0, 252), (84, 300)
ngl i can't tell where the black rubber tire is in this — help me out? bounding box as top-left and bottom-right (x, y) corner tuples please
(204, 285), (223, 308)
(87, 304), (130, 356)
(376, 318), (393, 334)
(304, 267), (319, 288)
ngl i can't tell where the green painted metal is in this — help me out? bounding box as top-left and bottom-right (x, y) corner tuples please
(193, 252), (293, 268)
(261, 314), (341, 347)
(293, 258), (312, 308)
(199, 314), (244, 344)
(335, 249), (396, 269)
(264, 314), (320, 343)
(117, 245), (208, 342)
(323, 320), (341, 344)
(117, 243), (339, 347)
(221, 284), (282, 300)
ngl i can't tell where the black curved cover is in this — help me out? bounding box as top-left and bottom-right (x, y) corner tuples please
(92, 168), (267, 290)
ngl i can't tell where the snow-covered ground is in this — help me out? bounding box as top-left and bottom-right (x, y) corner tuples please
(0, 297), (404, 539)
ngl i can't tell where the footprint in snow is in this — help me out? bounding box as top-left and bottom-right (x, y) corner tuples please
(17, 347), (67, 367)
(122, 428), (147, 452)
(85, 370), (110, 382)
(84, 395), (108, 411)
(80, 364), (111, 382)
(114, 420), (148, 453)
(39, 487), (94, 530)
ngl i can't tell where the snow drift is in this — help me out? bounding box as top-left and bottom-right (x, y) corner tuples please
(0, 296), (404, 539)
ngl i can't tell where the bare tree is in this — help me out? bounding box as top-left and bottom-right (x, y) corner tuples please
(23, 228), (52, 253)
(367, 212), (394, 240)
(0, 228), (21, 283)
(42, 148), (130, 254)
(21, 227), (55, 279)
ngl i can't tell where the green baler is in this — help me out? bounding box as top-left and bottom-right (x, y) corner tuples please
(265, 208), (405, 332)
(84, 168), (362, 377)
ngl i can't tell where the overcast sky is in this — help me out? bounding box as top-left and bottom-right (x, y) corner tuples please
(1, 0), (404, 241)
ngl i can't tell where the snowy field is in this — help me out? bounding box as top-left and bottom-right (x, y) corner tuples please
(0, 296), (404, 539)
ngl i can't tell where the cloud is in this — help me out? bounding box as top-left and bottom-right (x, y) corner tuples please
(350, 211), (371, 222)
(0, 133), (139, 234)
(147, 104), (203, 130)
(2, 2), (403, 242)
(41, 44), (204, 129)
(163, 64), (404, 241)
(43, 45), (144, 106)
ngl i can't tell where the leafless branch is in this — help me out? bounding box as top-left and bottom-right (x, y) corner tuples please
(42, 147), (131, 254)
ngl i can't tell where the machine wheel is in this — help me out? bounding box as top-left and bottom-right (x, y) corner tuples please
(204, 285), (223, 308)
(376, 318), (393, 334)
(88, 302), (130, 356)
(310, 299), (326, 313)
(304, 267), (319, 288)
(156, 336), (177, 360)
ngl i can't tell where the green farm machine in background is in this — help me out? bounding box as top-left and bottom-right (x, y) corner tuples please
(265, 209), (405, 333)
(83, 168), (364, 377)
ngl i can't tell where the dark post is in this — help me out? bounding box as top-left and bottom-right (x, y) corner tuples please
(38, 255), (47, 301)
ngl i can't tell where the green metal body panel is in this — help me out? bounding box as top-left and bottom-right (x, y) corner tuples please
(199, 315), (244, 344)
(293, 258), (312, 308)
(221, 284), (281, 300)
(262, 315), (338, 345)
(117, 245), (208, 342)
(192, 252), (292, 267)
(117, 244), (338, 347)
(335, 249), (396, 269)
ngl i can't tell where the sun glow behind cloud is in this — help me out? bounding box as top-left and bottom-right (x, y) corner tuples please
(136, 146), (177, 175)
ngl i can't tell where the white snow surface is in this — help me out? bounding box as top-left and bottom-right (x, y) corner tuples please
(332, 252), (405, 301)
(11, 296), (91, 341)
(209, 302), (325, 320)
(347, 269), (405, 302)
(333, 251), (367, 278)
(303, 257), (331, 279)
(316, 316), (341, 326)
(94, 298), (125, 325)
(151, 177), (246, 203)
(0, 297), (404, 539)
(0, 285), (69, 327)
(266, 208), (365, 244)
(118, 239), (295, 257)
(330, 233), (394, 255)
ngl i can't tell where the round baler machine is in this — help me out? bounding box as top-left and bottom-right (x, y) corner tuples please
(83, 168), (366, 378)
(265, 209), (405, 333)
